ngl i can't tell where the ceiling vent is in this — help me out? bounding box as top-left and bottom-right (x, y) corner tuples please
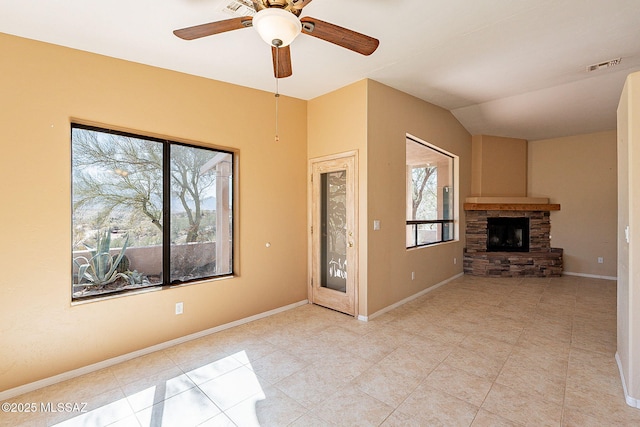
(222, 0), (256, 17)
(586, 57), (622, 72)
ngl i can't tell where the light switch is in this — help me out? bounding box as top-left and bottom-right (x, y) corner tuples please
(373, 220), (381, 231)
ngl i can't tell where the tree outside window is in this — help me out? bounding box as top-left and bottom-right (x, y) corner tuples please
(406, 137), (455, 247)
(72, 124), (233, 300)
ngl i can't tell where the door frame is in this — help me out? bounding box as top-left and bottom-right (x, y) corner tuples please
(308, 150), (359, 317)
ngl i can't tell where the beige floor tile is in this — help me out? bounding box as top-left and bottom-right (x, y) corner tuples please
(376, 344), (442, 379)
(310, 386), (394, 427)
(516, 329), (572, 358)
(482, 383), (563, 427)
(474, 322), (524, 346)
(345, 332), (399, 363)
(471, 409), (523, 426)
(458, 334), (515, 361)
(503, 346), (569, 378)
(225, 338), (280, 364)
(197, 412), (236, 426)
(287, 412), (334, 426)
(427, 363), (494, 406)
(4, 275), (639, 427)
(110, 350), (178, 387)
(387, 310), (432, 333)
(444, 346), (507, 381)
(496, 356), (566, 404)
(107, 415), (143, 427)
(0, 404), (48, 427)
(533, 305), (575, 325)
(134, 387), (221, 427)
(397, 383), (479, 426)
(45, 388), (135, 426)
(163, 339), (231, 373)
(225, 385), (307, 427)
(314, 325), (363, 349)
(353, 363), (422, 407)
(310, 351), (373, 385)
(523, 321), (573, 344)
(286, 336), (345, 363)
(563, 387), (640, 426)
(571, 327), (616, 355)
(565, 348), (621, 397)
(183, 353), (244, 385)
(380, 410), (423, 426)
(561, 406), (615, 427)
(35, 367), (121, 405)
(198, 365), (266, 411)
(249, 349), (308, 385)
(273, 367), (344, 408)
(493, 304), (538, 324)
(413, 322), (467, 345)
(122, 366), (197, 412)
(539, 293), (576, 308)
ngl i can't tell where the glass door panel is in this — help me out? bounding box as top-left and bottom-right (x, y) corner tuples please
(321, 170), (347, 293)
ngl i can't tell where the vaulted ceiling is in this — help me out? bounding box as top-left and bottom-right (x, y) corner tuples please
(2, 0), (639, 141)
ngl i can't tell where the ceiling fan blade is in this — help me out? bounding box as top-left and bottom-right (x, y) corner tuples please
(272, 45), (293, 78)
(300, 17), (379, 56)
(173, 17), (253, 40)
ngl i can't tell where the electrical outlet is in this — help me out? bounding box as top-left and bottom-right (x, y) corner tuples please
(597, 257), (604, 264)
(175, 302), (184, 315)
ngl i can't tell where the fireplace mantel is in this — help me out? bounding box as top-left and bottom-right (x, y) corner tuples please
(464, 203), (560, 211)
(464, 196), (560, 211)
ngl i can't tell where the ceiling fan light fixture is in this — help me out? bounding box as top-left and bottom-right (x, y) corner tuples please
(252, 7), (301, 47)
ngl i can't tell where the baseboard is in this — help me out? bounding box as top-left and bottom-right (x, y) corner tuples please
(615, 352), (640, 409)
(359, 273), (463, 322)
(0, 299), (309, 401)
(563, 271), (617, 281)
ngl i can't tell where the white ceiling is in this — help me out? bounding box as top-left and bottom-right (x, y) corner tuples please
(2, 0), (639, 141)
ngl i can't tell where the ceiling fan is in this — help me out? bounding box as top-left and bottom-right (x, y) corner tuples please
(173, 0), (380, 78)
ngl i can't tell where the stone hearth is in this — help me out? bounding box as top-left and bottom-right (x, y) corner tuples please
(464, 205), (563, 277)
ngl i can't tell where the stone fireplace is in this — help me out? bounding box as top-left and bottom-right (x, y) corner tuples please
(463, 198), (563, 277)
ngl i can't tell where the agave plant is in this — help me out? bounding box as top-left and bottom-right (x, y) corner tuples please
(73, 228), (131, 286)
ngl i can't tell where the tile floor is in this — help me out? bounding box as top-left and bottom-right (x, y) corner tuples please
(3, 275), (640, 426)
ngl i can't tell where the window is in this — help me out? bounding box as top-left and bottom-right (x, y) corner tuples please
(72, 124), (233, 300)
(406, 136), (455, 248)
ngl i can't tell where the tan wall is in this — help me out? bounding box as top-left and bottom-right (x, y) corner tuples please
(617, 71), (640, 403)
(471, 135), (528, 197)
(0, 33), (308, 391)
(366, 80), (470, 316)
(307, 80), (369, 315)
(528, 131), (617, 277)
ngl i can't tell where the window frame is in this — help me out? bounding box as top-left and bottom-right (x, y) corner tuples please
(405, 135), (457, 249)
(71, 123), (235, 301)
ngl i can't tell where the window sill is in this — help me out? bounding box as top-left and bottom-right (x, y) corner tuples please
(71, 274), (235, 306)
(406, 239), (459, 251)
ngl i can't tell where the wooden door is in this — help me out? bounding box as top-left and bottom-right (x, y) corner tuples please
(310, 152), (358, 316)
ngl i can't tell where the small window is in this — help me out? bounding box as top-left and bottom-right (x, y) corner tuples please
(406, 136), (455, 248)
(72, 124), (233, 300)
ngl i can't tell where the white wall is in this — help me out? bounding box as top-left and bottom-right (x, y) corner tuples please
(617, 71), (640, 408)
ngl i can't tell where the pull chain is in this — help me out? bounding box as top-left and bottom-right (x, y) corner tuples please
(274, 45), (280, 143)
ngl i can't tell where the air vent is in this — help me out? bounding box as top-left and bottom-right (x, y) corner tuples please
(586, 57), (622, 72)
(222, 0), (256, 17)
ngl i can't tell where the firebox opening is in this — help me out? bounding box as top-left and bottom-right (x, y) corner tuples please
(487, 217), (529, 252)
